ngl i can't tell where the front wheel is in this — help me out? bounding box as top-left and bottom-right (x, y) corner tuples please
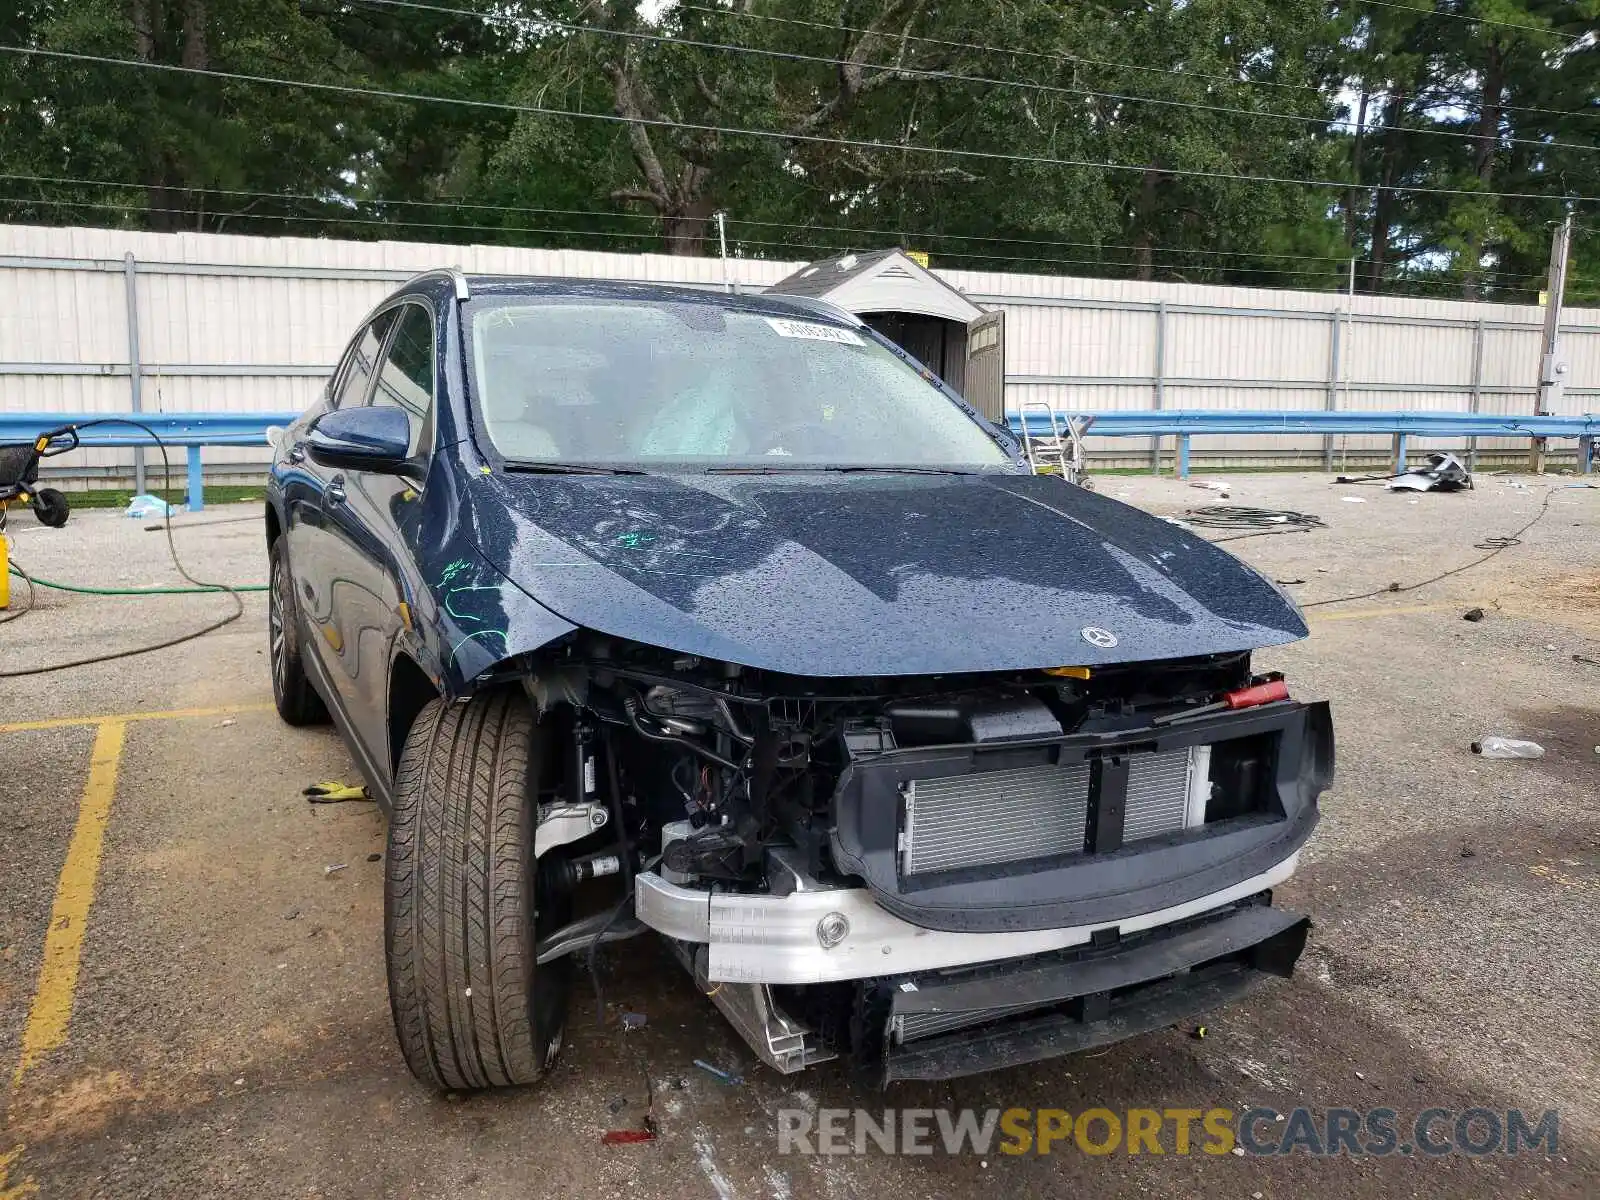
(384, 691), (571, 1090)
(267, 537), (328, 726)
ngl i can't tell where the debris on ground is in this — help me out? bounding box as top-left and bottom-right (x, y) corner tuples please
(124, 493), (180, 519)
(325, 863), (348, 875)
(1573, 654), (1600, 666)
(607, 1095), (628, 1114)
(303, 781), (373, 803)
(1340, 496), (1367, 503)
(1462, 607), (1486, 622)
(1471, 737), (1545, 759)
(601, 1123), (657, 1145)
(621, 1011), (647, 1032)
(366, 853), (382, 862)
(1386, 452), (1472, 493)
(693, 1059), (743, 1085)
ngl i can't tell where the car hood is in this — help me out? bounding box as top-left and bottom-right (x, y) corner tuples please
(469, 470), (1306, 677)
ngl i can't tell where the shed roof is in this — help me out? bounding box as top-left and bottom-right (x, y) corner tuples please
(765, 248), (983, 324)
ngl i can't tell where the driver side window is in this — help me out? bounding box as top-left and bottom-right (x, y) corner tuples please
(331, 311), (396, 410)
(368, 303), (436, 460)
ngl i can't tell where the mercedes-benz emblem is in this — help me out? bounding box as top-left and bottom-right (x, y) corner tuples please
(1080, 626), (1119, 648)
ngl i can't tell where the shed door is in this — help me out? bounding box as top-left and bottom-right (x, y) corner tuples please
(963, 310), (1005, 423)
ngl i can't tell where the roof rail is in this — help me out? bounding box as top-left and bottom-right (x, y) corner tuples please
(401, 267), (470, 301)
(764, 294), (863, 326)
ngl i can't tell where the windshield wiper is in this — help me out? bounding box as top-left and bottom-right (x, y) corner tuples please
(502, 459), (647, 475)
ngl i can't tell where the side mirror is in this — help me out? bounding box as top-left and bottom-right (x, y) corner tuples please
(306, 406), (412, 473)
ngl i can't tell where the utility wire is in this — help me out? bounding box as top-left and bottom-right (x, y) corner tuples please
(11, 189), (1559, 288)
(0, 170), (677, 225)
(1, 45), (1592, 204)
(1354, 0), (1584, 44)
(674, 0), (1595, 119)
(0, 170), (1406, 267)
(352, 0), (1598, 154)
(0, 170), (1565, 284)
(0, 193), (709, 243)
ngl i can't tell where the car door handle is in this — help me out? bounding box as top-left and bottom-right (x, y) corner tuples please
(288, 443), (306, 464)
(326, 476), (347, 506)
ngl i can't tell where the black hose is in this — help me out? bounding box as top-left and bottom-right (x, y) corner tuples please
(600, 725), (634, 890)
(1185, 505), (1327, 542)
(622, 693), (743, 772)
(0, 418), (245, 677)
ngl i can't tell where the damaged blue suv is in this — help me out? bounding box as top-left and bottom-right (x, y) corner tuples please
(264, 269), (1333, 1090)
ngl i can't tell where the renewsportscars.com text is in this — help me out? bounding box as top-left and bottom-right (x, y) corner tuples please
(776, 1106), (1560, 1158)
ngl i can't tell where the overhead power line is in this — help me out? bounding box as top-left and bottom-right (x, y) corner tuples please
(0, 185), (1554, 289)
(353, 0), (1597, 153)
(1355, 0), (1584, 43)
(673, 0), (1595, 119)
(0, 193), (709, 242)
(0, 169), (1402, 267)
(3, 45), (1593, 206)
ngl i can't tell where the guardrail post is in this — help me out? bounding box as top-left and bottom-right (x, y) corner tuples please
(1580, 436), (1593, 475)
(1177, 433), (1191, 478)
(123, 252), (146, 495)
(1392, 432), (1408, 475)
(186, 446), (205, 511)
(1323, 307), (1342, 472)
(1467, 316), (1484, 473)
(1150, 301), (1166, 474)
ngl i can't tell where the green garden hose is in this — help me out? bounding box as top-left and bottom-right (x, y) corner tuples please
(7, 563), (266, 595)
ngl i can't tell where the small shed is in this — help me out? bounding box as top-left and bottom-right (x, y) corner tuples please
(765, 249), (1005, 422)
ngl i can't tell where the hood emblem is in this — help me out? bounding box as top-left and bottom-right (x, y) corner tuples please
(1080, 626), (1119, 648)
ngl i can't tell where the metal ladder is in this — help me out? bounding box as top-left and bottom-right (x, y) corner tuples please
(1017, 400), (1091, 487)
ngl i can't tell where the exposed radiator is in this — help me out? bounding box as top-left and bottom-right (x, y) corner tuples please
(892, 1001), (1045, 1044)
(900, 762), (1091, 874)
(900, 747), (1211, 875)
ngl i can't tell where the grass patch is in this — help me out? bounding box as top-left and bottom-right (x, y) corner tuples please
(54, 485), (263, 511)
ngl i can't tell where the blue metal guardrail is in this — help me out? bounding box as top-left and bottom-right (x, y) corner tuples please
(0, 412), (297, 511)
(2, 408), (1593, 512)
(1007, 409), (1600, 477)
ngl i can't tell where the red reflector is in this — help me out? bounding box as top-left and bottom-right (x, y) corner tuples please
(1223, 679), (1289, 710)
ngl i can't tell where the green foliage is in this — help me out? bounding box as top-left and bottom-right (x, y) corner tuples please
(1, 0), (1595, 299)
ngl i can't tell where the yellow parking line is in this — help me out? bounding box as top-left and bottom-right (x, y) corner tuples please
(12, 721), (126, 1087)
(0, 701), (272, 735)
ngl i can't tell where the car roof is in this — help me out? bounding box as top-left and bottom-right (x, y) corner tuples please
(453, 274), (861, 325)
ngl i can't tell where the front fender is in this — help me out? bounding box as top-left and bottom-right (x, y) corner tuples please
(403, 543), (577, 696)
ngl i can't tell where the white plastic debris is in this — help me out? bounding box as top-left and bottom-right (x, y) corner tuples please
(124, 493), (180, 519)
(1472, 737), (1545, 759)
(1340, 496), (1367, 503)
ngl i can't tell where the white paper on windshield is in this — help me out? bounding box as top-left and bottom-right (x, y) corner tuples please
(765, 317), (864, 345)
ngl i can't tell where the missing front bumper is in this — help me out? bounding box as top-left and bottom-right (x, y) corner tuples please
(876, 902), (1311, 1083)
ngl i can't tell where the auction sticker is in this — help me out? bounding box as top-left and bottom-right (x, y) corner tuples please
(765, 317), (864, 345)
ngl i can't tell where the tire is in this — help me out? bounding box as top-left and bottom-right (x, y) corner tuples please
(385, 690), (571, 1090)
(267, 537), (328, 726)
(32, 487), (69, 528)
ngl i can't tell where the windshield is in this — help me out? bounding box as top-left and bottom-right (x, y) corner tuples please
(466, 299), (1013, 470)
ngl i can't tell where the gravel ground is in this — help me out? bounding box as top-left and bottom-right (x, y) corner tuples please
(1, 473), (1597, 1199)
